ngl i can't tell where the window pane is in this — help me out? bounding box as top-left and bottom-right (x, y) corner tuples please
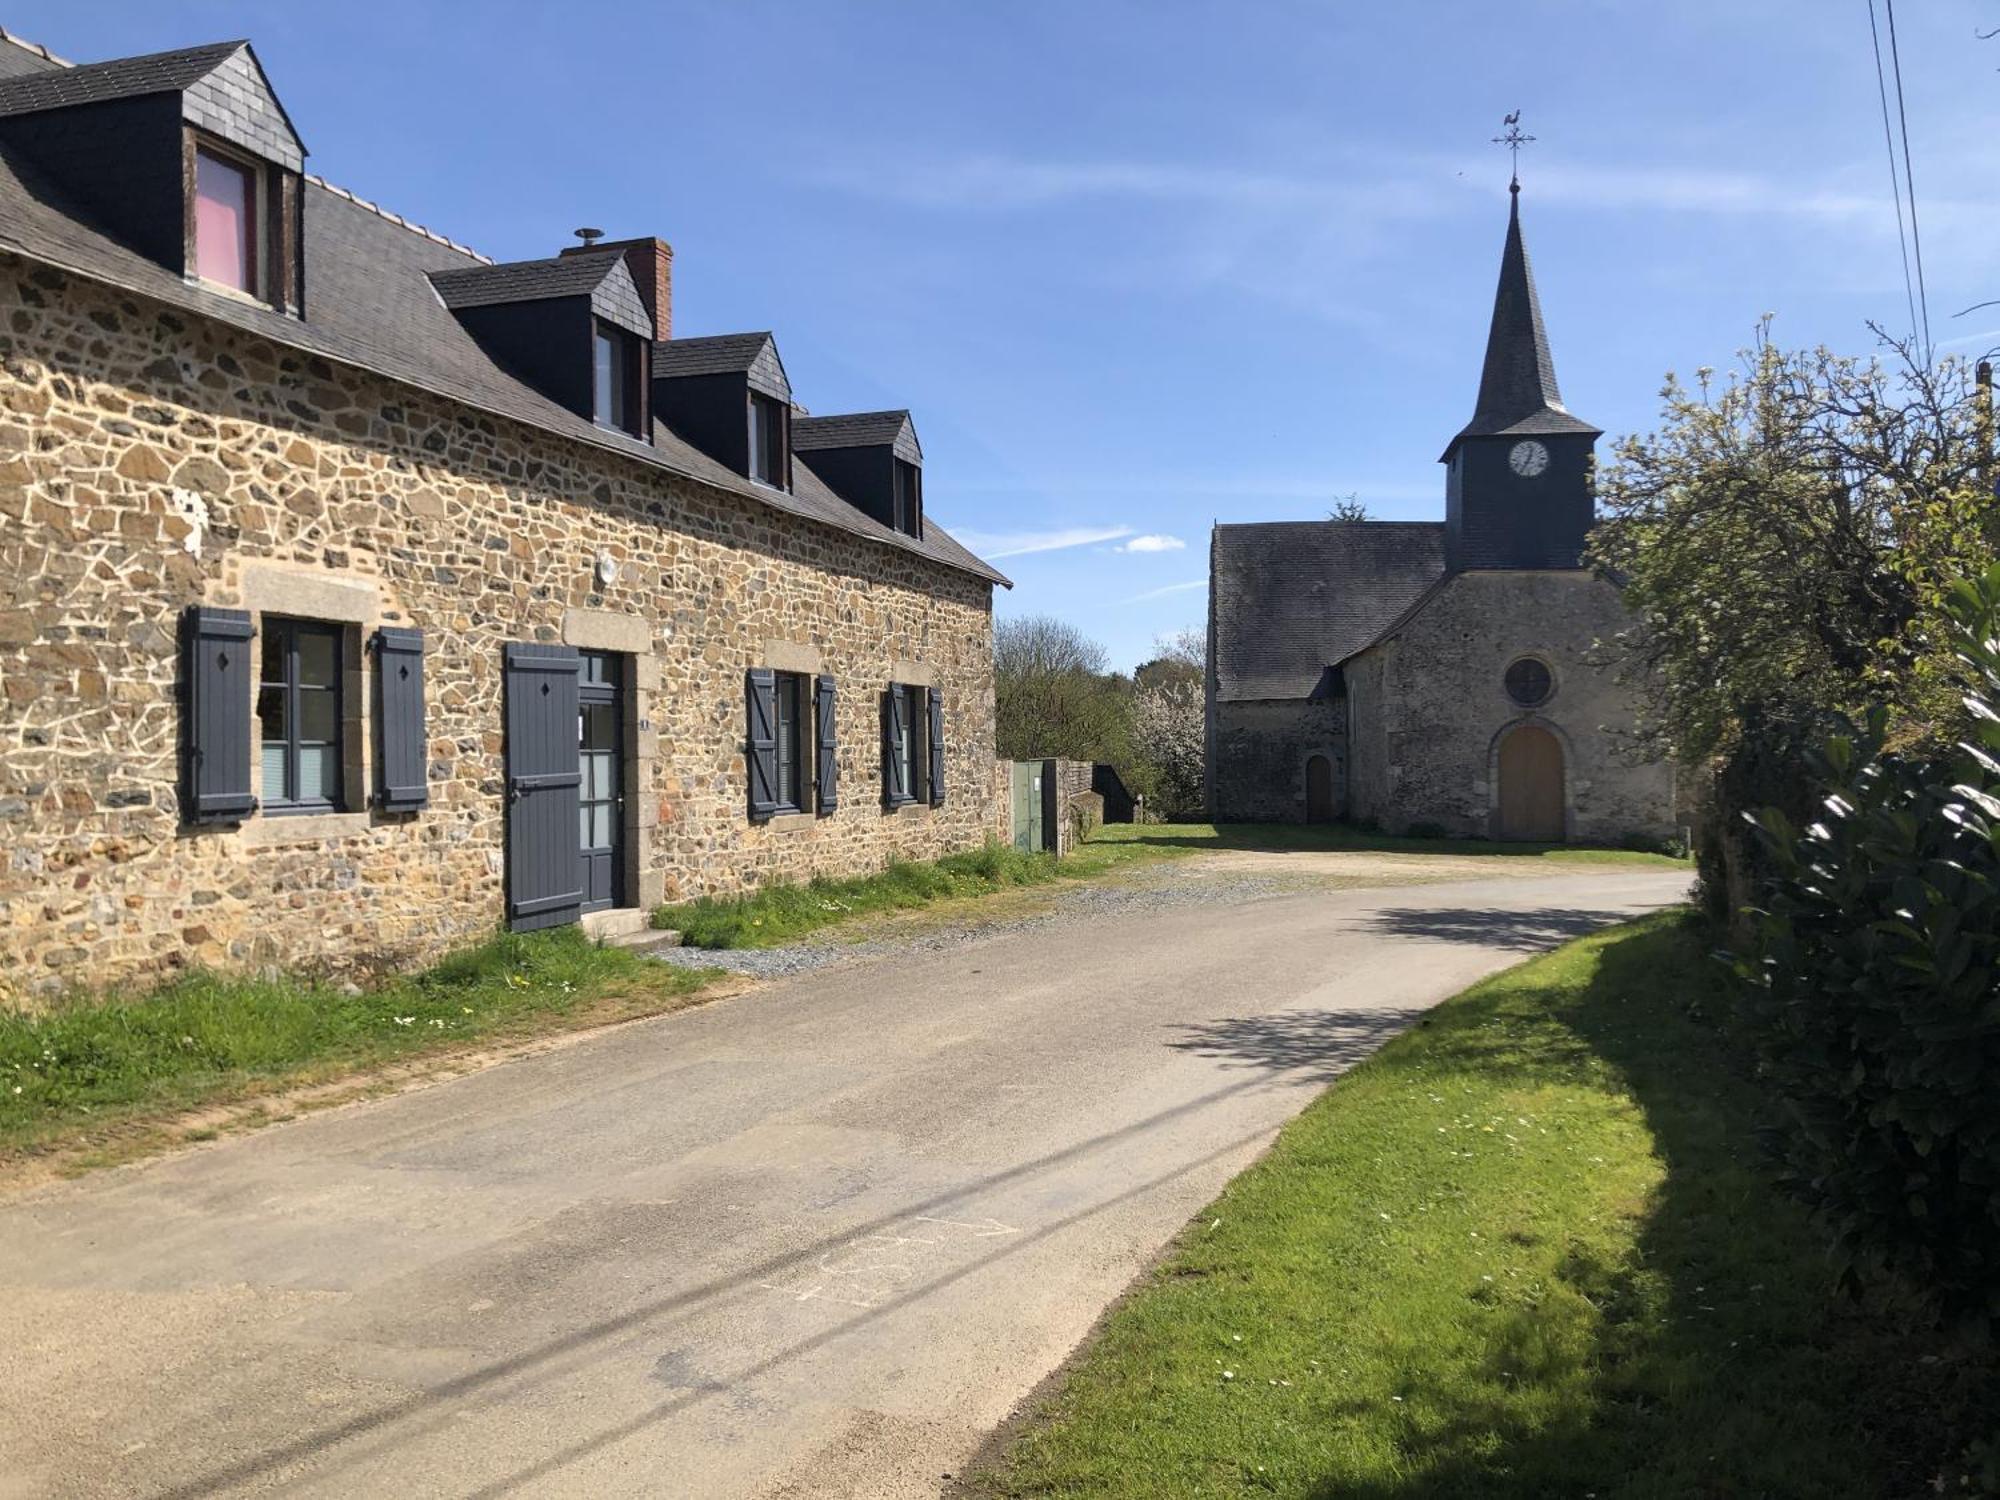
(257, 682), (287, 740)
(261, 627), (287, 687)
(296, 628), (337, 688)
(299, 688), (336, 745)
(261, 740), (290, 803)
(593, 328), (615, 426)
(194, 150), (255, 293)
(579, 804), (592, 847)
(298, 744), (337, 802)
(581, 701), (614, 751)
(593, 803), (612, 846)
(749, 397), (772, 482)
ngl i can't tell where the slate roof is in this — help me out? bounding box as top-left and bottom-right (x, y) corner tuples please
(0, 39), (242, 117)
(650, 332), (775, 378)
(0, 35), (1005, 588)
(1210, 521), (1447, 701)
(428, 251), (627, 309)
(792, 411), (915, 452)
(1444, 188), (1599, 457)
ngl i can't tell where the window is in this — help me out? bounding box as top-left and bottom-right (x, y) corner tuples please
(193, 145), (258, 295)
(1504, 656), (1554, 709)
(258, 618), (343, 813)
(892, 459), (921, 536)
(749, 392), (787, 487)
(593, 321), (643, 436)
(773, 670), (808, 812)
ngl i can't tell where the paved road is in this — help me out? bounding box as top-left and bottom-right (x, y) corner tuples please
(0, 864), (1687, 1499)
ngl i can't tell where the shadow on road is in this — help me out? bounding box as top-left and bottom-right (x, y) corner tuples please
(1360, 905), (1640, 951)
(1164, 1008), (1428, 1082)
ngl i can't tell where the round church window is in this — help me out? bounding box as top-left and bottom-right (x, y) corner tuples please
(1505, 656), (1554, 708)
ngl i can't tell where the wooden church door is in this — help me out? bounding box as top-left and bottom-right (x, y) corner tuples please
(1305, 754), (1336, 823)
(1497, 725), (1564, 841)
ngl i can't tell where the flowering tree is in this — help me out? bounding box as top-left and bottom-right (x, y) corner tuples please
(1131, 676), (1205, 818)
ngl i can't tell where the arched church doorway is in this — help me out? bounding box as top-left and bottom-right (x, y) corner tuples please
(1497, 725), (1564, 841)
(1305, 754), (1336, 823)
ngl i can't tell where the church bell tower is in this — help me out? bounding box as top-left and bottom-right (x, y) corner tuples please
(1440, 180), (1601, 571)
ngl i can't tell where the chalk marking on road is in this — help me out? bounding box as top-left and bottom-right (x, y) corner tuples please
(910, 1215), (1019, 1238)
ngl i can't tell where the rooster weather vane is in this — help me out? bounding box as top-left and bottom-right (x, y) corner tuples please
(1492, 110), (1535, 192)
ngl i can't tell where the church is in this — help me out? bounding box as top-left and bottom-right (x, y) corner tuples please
(1204, 182), (1675, 843)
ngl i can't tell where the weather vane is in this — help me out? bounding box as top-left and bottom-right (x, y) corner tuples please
(1492, 110), (1535, 192)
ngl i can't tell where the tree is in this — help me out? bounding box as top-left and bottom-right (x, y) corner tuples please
(1132, 627), (1205, 693)
(1131, 677), (1204, 817)
(993, 615), (1132, 762)
(1589, 321), (1996, 918)
(1328, 494), (1371, 523)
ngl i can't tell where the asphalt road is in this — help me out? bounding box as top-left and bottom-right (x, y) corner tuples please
(0, 863), (1688, 1499)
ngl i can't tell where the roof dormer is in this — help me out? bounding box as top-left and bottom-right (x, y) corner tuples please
(0, 40), (307, 313)
(651, 333), (793, 490)
(793, 411), (924, 538)
(430, 250), (654, 440)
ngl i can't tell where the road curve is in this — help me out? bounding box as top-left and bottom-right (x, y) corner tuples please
(0, 865), (1688, 1499)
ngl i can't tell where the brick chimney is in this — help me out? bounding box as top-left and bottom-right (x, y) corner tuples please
(561, 235), (672, 341)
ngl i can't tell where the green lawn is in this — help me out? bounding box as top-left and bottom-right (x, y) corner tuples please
(1091, 820), (1687, 865)
(1, 926), (719, 1164)
(976, 912), (1994, 1498)
(652, 837), (1182, 949)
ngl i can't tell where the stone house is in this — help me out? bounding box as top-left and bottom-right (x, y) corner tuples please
(0, 32), (1010, 997)
(1206, 183), (1674, 843)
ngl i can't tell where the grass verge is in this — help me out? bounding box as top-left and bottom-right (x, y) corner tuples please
(652, 837), (1183, 949)
(1092, 821), (1687, 865)
(1, 925), (721, 1168)
(974, 911), (1996, 1498)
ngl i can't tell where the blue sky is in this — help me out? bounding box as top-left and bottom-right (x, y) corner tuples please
(17, 3), (2000, 668)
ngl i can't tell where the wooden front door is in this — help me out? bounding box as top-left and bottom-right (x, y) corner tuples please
(503, 643), (583, 931)
(1497, 724), (1564, 842)
(1305, 754), (1336, 823)
(577, 651), (624, 914)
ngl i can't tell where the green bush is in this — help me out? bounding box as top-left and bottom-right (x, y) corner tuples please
(1734, 567), (2000, 1332)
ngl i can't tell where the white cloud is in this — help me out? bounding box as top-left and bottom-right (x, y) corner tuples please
(1120, 579), (1207, 605)
(1118, 534), (1186, 554)
(952, 524), (1133, 559)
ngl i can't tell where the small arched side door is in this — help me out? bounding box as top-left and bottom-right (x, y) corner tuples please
(1305, 754), (1336, 823)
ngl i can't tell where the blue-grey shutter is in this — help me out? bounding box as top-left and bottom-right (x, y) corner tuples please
(814, 674), (839, 815)
(746, 668), (778, 820)
(182, 606), (256, 824)
(926, 686), (945, 808)
(372, 627), (427, 811)
(880, 689), (905, 807)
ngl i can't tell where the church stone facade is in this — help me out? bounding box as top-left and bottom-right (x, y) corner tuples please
(1206, 185), (1674, 844)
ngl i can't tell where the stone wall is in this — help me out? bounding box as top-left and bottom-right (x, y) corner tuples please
(1345, 570), (1673, 841)
(1209, 697), (1348, 823)
(0, 255), (999, 998)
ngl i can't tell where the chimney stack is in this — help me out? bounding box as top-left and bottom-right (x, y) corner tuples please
(560, 234), (672, 342)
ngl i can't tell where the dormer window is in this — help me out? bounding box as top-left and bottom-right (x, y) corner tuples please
(749, 392), (788, 489)
(593, 320), (642, 436)
(193, 145), (259, 294)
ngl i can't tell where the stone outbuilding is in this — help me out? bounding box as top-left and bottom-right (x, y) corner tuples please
(0, 31), (1009, 996)
(1206, 182), (1674, 844)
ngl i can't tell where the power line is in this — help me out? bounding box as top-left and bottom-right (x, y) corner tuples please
(1884, 0), (1933, 358)
(1866, 0), (1921, 352)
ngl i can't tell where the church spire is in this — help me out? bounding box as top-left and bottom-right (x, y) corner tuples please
(1444, 184), (1599, 456)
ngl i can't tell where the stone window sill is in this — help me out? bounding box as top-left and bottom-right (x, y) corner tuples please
(762, 810), (819, 836)
(242, 810), (372, 848)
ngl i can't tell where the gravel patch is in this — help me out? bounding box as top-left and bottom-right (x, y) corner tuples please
(644, 861), (1298, 981)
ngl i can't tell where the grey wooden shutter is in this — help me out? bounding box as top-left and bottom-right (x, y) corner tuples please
(881, 688), (908, 806)
(814, 674), (839, 815)
(372, 627), (427, 811)
(746, 668), (778, 820)
(182, 605), (256, 825)
(926, 686), (946, 808)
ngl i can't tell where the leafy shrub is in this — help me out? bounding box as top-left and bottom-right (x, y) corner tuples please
(1734, 567), (2000, 1332)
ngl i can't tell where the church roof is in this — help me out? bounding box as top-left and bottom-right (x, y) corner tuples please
(1210, 521), (1447, 701)
(1443, 187), (1599, 458)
